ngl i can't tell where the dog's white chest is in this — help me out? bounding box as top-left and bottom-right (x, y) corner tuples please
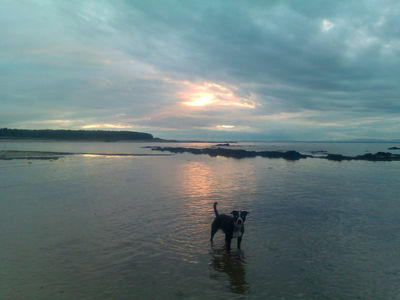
(232, 227), (242, 238)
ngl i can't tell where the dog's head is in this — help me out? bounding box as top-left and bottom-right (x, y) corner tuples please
(231, 210), (249, 227)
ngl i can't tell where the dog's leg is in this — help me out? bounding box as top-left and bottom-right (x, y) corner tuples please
(237, 236), (242, 249)
(210, 220), (218, 243)
(225, 234), (232, 251)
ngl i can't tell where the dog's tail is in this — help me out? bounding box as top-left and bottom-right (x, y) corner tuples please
(213, 202), (219, 217)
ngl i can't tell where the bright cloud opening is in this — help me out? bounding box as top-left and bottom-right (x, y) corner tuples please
(217, 125), (235, 129)
(182, 93), (215, 107)
(81, 123), (132, 129)
(179, 81), (256, 109)
(321, 19), (334, 32)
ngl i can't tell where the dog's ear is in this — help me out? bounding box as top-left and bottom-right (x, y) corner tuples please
(241, 211), (249, 217)
(230, 210), (239, 216)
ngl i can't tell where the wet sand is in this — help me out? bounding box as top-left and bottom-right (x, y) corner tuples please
(0, 150), (172, 160)
(0, 150), (68, 160)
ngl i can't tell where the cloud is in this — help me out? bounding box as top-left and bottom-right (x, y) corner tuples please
(81, 123), (133, 129)
(1, 0), (399, 140)
(321, 19), (334, 32)
(178, 81), (256, 108)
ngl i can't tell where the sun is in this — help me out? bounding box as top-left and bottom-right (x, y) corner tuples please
(177, 81), (256, 109)
(177, 81), (256, 110)
(182, 93), (214, 107)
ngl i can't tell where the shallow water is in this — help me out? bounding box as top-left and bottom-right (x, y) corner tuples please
(1, 141), (400, 299)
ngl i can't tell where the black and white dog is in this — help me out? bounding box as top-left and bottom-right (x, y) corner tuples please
(210, 202), (249, 250)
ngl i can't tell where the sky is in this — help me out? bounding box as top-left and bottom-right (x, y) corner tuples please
(1, 0), (399, 141)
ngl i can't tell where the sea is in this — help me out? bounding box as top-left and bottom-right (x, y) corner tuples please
(1, 140), (400, 299)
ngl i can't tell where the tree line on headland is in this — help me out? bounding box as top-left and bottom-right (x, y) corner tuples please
(0, 128), (157, 141)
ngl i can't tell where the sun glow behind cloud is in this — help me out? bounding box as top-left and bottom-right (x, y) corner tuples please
(183, 93), (215, 107)
(179, 81), (256, 109)
(321, 19), (334, 32)
(217, 124), (235, 129)
(81, 123), (132, 129)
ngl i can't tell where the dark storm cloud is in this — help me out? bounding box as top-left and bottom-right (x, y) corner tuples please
(1, 0), (399, 140)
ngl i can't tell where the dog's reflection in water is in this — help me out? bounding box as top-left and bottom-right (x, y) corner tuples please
(210, 246), (249, 294)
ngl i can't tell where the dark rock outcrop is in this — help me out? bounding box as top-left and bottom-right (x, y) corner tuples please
(149, 147), (400, 162)
(313, 151), (400, 161)
(149, 146), (310, 161)
(324, 154), (352, 161)
(353, 152), (400, 161)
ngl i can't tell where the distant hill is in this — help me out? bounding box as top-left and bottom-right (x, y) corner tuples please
(0, 128), (159, 141)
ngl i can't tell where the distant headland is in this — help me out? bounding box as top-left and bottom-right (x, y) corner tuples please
(0, 128), (164, 142)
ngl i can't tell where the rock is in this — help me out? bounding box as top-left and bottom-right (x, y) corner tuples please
(149, 147), (400, 162)
(354, 152), (400, 161)
(324, 154), (352, 161)
(150, 146), (308, 160)
(310, 150), (328, 154)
